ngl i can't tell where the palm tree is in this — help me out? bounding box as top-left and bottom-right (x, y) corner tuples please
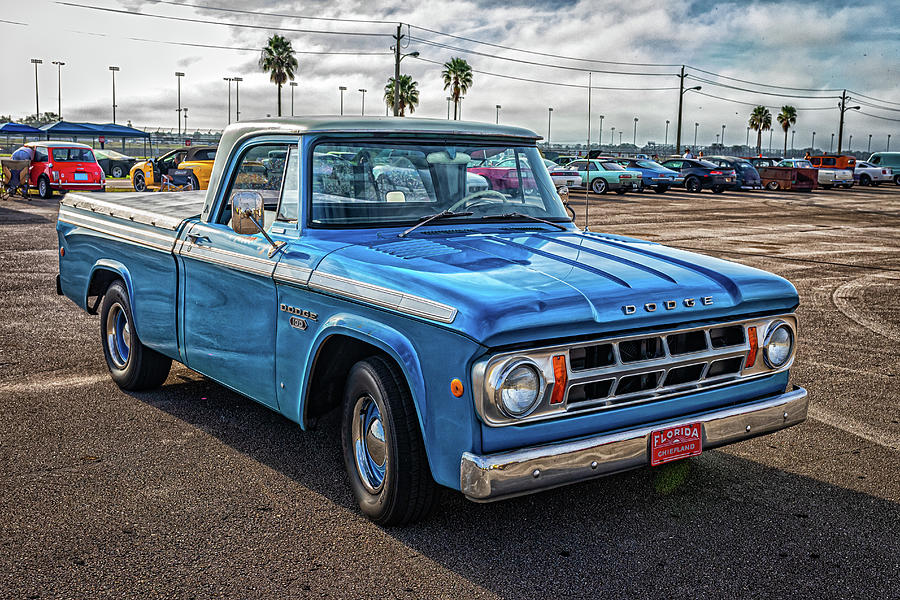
(383, 75), (419, 116)
(259, 34), (298, 117)
(748, 106), (772, 155)
(777, 105), (797, 156)
(441, 57), (473, 120)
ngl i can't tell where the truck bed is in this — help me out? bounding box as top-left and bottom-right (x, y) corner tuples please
(60, 191), (206, 231)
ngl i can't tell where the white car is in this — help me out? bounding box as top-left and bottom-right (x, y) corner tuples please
(777, 159), (853, 189)
(854, 161), (893, 186)
(491, 157), (580, 191)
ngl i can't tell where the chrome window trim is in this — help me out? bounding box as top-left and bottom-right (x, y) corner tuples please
(473, 313), (798, 427)
(308, 271), (458, 324)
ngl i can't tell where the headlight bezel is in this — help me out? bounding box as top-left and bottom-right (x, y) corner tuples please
(491, 359), (546, 419)
(763, 320), (794, 369)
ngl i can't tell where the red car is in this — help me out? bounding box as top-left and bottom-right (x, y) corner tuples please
(26, 141), (105, 198)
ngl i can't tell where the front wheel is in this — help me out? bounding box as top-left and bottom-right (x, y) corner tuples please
(653, 185), (668, 194)
(859, 174), (871, 186)
(38, 176), (53, 199)
(190, 175), (200, 191)
(133, 172), (147, 192)
(99, 281), (171, 390)
(590, 178), (608, 194)
(111, 165), (125, 178)
(766, 180), (780, 191)
(342, 356), (437, 525)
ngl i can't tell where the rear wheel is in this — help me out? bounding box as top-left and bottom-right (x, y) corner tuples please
(712, 185), (725, 194)
(111, 165), (125, 178)
(859, 174), (871, 186)
(190, 175), (200, 191)
(342, 356), (438, 525)
(99, 281), (171, 391)
(685, 176), (702, 193)
(590, 178), (608, 194)
(766, 181), (780, 191)
(894, 175), (900, 185)
(38, 176), (52, 199)
(133, 172), (147, 192)
(653, 185), (668, 194)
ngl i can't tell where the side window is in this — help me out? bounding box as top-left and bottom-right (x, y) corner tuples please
(220, 143), (292, 227)
(666, 160), (682, 169)
(276, 146), (300, 223)
(822, 157), (835, 166)
(34, 147), (49, 162)
(587, 162), (598, 172)
(569, 161), (586, 170)
(870, 155), (881, 165)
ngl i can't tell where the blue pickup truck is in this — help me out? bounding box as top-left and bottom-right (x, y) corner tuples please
(56, 117), (807, 524)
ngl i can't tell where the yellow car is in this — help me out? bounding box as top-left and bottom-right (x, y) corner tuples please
(129, 146), (217, 191)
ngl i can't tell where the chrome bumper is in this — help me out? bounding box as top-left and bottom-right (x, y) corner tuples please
(460, 386), (808, 501)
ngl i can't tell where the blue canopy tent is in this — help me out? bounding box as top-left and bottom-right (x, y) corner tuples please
(1, 122), (44, 151)
(39, 121), (151, 154)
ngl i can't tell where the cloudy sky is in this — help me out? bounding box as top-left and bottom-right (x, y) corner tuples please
(2, 0), (899, 150)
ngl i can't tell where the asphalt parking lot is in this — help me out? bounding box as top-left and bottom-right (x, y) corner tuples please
(1, 184), (898, 599)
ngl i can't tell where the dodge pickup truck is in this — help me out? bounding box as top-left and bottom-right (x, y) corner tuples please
(56, 117), (808, 525)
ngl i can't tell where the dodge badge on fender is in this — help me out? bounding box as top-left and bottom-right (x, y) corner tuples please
(56, 117), (807, 525)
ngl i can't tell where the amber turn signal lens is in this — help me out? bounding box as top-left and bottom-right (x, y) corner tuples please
(59, 247), (65, 257)
(450, 378), (464, 398)
(550, 354), (568, 405)
(745, 326), (758, 368)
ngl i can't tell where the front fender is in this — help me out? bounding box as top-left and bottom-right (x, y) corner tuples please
(298, 313), (427, 432)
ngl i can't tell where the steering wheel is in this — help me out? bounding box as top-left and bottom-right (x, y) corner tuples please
(447, 189), (507, 212)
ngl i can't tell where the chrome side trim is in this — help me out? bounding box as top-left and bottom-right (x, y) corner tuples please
(460, 385), (808, 501)
(179, 242), (277, 277)
(308, 271), (458, 324)
(58, 208), (175, 253)
(273, 263), (313, 287)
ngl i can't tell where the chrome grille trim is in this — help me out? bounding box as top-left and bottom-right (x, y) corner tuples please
(472, 314), (797, 428)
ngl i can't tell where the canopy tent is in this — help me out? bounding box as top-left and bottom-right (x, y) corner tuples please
(0, 122), (44, 135)
(40, 121), (149, 139)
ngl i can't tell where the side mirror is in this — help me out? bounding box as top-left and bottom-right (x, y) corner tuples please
(232, 190), (265, 235)
(557, 186), (569, 205)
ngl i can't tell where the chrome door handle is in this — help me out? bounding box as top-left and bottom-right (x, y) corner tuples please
(187, 233), (210, 244)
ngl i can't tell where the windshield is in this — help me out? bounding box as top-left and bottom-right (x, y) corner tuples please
(696, 160), (718, 169)
(782, 160), (812, 168)
(310, 142), (566, 227)
(635, 160), (665, 169)
(51, 148), (95, 162)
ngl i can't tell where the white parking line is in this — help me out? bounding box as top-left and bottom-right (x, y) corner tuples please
(0, 373), (110, 394)
(808, 405), (900, 451)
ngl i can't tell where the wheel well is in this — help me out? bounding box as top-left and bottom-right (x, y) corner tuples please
(86, 269), (122, 315)
(303, 335), (397, 425)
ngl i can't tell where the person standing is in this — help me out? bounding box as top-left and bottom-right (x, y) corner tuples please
(683, 148), (693, 159)
(6, 145), (35, 194)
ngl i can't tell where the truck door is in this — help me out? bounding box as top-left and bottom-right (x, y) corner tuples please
(177, 141), (295, 408)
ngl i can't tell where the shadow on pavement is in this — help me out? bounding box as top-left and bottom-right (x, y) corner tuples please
(134, 376), (899, 599)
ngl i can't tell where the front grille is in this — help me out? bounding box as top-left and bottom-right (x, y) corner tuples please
(564, 322), (752, 411)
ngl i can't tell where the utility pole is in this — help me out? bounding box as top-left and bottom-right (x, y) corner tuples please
(675, 65), (701, 154)
(224, 77), (233, 125)
(109, 66), (119, 124)
(837, 89), (859, 154)
(52, 61), (64, 119)
(175, 72), (184, 135)
(31, 58), (42, 117)
(393, 24), (402, 117)
(291, 82), (298, 116)
(359, 88), (367, 115)
(234, 77), (242, 122)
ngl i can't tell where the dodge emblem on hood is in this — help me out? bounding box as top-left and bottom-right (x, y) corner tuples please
(623, 296), (713, 314)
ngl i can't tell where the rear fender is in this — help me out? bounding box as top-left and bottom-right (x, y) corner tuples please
(85, 260), (135, 319)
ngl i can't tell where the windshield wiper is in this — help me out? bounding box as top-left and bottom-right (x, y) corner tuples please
(481, 212), (569, 231)
(398, 210), (474, 238)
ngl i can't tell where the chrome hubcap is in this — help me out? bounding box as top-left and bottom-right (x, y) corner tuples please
(105, 303), (131, 369)
(352, 394), (387, 493)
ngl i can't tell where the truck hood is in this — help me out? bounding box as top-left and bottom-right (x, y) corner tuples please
(312, 227), (798, 347)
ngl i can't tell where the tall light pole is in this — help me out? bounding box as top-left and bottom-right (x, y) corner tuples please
(446, 97), (452, 119)
(715, 134), (719, 145)
(837, 90), (860, 154)
(721, 124), (726, 146)
(746, 126), (750, 148)
(223, 77), (233, 125)
(791, 130), (795, 154)
(611, 127), (616, 147)
(811, 131), (816, 150)
(599, 115), (604, 147)
(291, 82), (298, 116)
(339, 86), (347, 115)
(457, 96), (464, 120)
(830, 133), (834, 153)
(547, 107), (553, 147)
(694, 122), (699, 147)
(768, 129), (773, 153)
(888, 134), (892, 151)
(359, 88), (367, 116)
(664, 119), (669, 146)
(495, 104), (501, 124)
(619, 130), (623, 145)
(109, 66), (120, 124)
(31, 58), (42, 116)
(175, 71), (184, 134)
(52, 61), (64, 119)
(233, 77), (242, 122)
(848, 134), (853, 151)
(633, 117), (638, 146)
(674, 64), (701, 154)
(867, 134), (872, 153)
(183, 107), (188, 134)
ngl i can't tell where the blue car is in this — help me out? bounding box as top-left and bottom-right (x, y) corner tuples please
(611, 157), (684, 193)
(55, 117), (808, 524)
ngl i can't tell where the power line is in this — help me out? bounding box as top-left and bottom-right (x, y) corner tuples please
(411, 36), (677, 76)
(848, 89), (900, 107)
(413, 56), (679, 90)
(685, 65), (844, 93)
(144, 0), (394, 24)
(692, 90), (835, 111)
(56, 2), (392, 37)
(858, 111), (900, 122)
(853, 98), (900, 113)
(114, 34), (391, 56)
(0, 18), (27, 25)
(686, 75), (841, 99)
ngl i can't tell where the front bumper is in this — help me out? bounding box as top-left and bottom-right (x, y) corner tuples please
(460, 385), (807, 501)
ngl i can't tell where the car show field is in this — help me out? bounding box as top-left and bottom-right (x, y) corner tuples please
(1, 183), (897, 598)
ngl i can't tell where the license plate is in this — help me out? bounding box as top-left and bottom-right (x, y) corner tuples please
(650, 422), (702, 466)
(74, 173), (88, 181)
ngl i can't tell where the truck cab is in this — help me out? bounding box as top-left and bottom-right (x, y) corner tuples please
(56, 117), (807, 525)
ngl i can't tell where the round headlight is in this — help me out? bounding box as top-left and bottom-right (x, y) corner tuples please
(497, 363), (543, 417)
(763, 322), (794, 368)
